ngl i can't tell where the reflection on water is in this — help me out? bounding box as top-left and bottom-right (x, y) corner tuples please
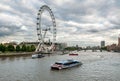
(0, 57), (7, 61)
(0, 51), (120, 81)
(0, 56), (29, 62)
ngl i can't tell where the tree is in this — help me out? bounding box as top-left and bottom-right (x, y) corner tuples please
(0, 44), (3, 51)
(21, 44), (27, 52)
(7, 44), (15, 51)
(65, 46), (77, 51)
(16, 45), (21, 52)
(26, 46), (31, 52)
(31, 45), (36, 51)
(0, 44), (6, 52)
(101, 46), (107, 50)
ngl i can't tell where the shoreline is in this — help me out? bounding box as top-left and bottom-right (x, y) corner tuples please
(0, 51), (69, 57)
(0, 52), (34, 57)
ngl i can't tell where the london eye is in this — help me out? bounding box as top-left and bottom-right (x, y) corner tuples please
(35, 5), (56, 53)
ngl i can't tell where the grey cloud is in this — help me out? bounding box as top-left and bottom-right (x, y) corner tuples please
(0, 0), (120, 46)
(87, 29), (99, 33)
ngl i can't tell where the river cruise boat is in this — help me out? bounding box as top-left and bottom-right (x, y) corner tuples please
(51, 59), (82, 70)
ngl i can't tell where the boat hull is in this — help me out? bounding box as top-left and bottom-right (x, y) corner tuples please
(69, 54), (78, 56)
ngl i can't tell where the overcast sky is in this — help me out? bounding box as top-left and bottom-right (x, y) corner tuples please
(0, 0), (120, 46)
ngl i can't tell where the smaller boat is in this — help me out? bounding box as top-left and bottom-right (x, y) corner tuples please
(69, 53), (78, 56)
(51, 59), (82, 70)
(32, 54), (45, 58)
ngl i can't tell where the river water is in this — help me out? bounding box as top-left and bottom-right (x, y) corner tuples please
(0, 51), (120, 81)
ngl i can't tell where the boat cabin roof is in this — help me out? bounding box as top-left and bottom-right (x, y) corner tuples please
(55, 59), (78, 64)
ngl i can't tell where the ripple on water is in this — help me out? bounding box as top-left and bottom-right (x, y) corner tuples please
(0, 52), (120, 81)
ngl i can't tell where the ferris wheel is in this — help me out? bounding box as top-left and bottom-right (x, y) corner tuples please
(35, 5), (56, 53)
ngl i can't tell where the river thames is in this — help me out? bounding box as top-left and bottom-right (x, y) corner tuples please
(0, 51), (120, 81)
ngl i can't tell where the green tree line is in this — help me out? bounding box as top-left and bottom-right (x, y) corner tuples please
(0, 44), (36, 53)
(65, 46), (78, 51)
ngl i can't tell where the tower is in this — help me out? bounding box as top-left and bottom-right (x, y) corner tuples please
(118, 34), (120, 46)
(101, 41), (105, 47)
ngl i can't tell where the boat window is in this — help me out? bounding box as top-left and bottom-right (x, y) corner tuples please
(64, 61), (79, 65)
(73, 61), (79, 63)
(55, 62), (63, 65)
(64, 62), (72, 65)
